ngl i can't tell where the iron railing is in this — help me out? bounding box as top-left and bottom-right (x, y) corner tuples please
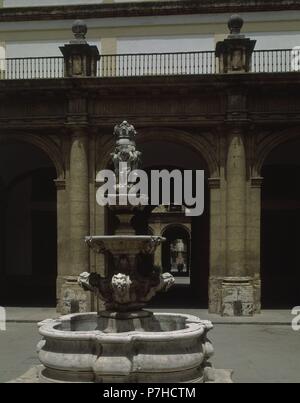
(252, 49), (300, 73)
(0, 57), (64, 79)
(1, 49), (300, 80)
(99, 51), (217, 77)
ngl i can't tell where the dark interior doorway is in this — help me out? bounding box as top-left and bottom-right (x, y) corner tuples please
(261, 139), (300, 308)
(132, 139), (210, 309)
(0, 143), (57, 307)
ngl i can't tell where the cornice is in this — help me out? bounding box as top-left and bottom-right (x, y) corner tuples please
(1, 1), (300, 23)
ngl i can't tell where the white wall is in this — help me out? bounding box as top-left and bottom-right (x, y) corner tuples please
(5, 39), (100, 58)
(3, 35), (215, 61)
(6, 40), (66, 57)
(0, 43), (5, 59)
(118, 35), (215, 54)
(4, 34), (300, 59)
(248, 32), (300, 50)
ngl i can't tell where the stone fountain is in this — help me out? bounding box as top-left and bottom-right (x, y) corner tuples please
(35, 121), (230, 384)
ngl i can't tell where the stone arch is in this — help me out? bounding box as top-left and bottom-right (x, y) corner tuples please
(0, 137), (59, 306)
(0, 133), (65, 180)
(255, 126), (300, 176)
(97, 127), (219, 178)
(161, 222), (192, 237)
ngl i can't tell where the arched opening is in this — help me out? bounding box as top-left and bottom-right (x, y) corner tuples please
(261, 138), (300, 308)
(136, 138), (210, 308)
(0, 142), (57, 306)
(162, 224), (191, 278)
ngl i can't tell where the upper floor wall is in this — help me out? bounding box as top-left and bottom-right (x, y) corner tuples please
(1, 1), (300, 58)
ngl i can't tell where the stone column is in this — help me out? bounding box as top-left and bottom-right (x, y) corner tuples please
(215, 15), (257, 317)
(208, 177), (225, 314)
(222, 129), (254, 316)
(226, 129), (246, 277)
(54, 179), (68, 312)
(60, 129), (90, 314)
(247, 177), (264, 313)
(154, 236), (162, 269)
(70, 129), (90, 275)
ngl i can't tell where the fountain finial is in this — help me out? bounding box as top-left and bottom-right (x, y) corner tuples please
(111, 121), (142, 178)
(114, 121), (137, 141)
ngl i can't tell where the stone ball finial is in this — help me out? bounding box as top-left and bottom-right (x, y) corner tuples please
(72, 20), (88, 41)
(228, 14), (244, 36)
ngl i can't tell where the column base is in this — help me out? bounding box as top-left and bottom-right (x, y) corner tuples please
(253, 277), (262, 314)
(209, 277), (223, 314)
(221, 277), (254, 317)
(59, 276), (91, 315)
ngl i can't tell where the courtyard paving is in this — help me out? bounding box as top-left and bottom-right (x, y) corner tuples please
(0, 308), (299, 383)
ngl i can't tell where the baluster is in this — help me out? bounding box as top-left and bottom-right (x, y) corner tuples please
(172, 53), (175, 75)
(167, 53), (169, 75)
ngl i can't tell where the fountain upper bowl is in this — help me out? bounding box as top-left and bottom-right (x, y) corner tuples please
(85, 235), (166, 255)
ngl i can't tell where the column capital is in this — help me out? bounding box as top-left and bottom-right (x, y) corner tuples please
(225, 122), (251, 138)
(251, 176), (264, 188)
(54, 178), (66, 190)
(208, 177), (221, 189)
(66, 125), (89, 138)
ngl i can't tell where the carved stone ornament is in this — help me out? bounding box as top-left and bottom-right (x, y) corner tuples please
(78, 270), (175, 312)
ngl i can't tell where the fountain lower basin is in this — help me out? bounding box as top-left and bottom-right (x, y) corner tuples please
(37, 312), (214, 383)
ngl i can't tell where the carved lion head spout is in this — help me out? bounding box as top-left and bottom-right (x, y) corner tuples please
(162, 273), (176, 291)
(111, 273), (132, 304)
(78, 270), (176, 312)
